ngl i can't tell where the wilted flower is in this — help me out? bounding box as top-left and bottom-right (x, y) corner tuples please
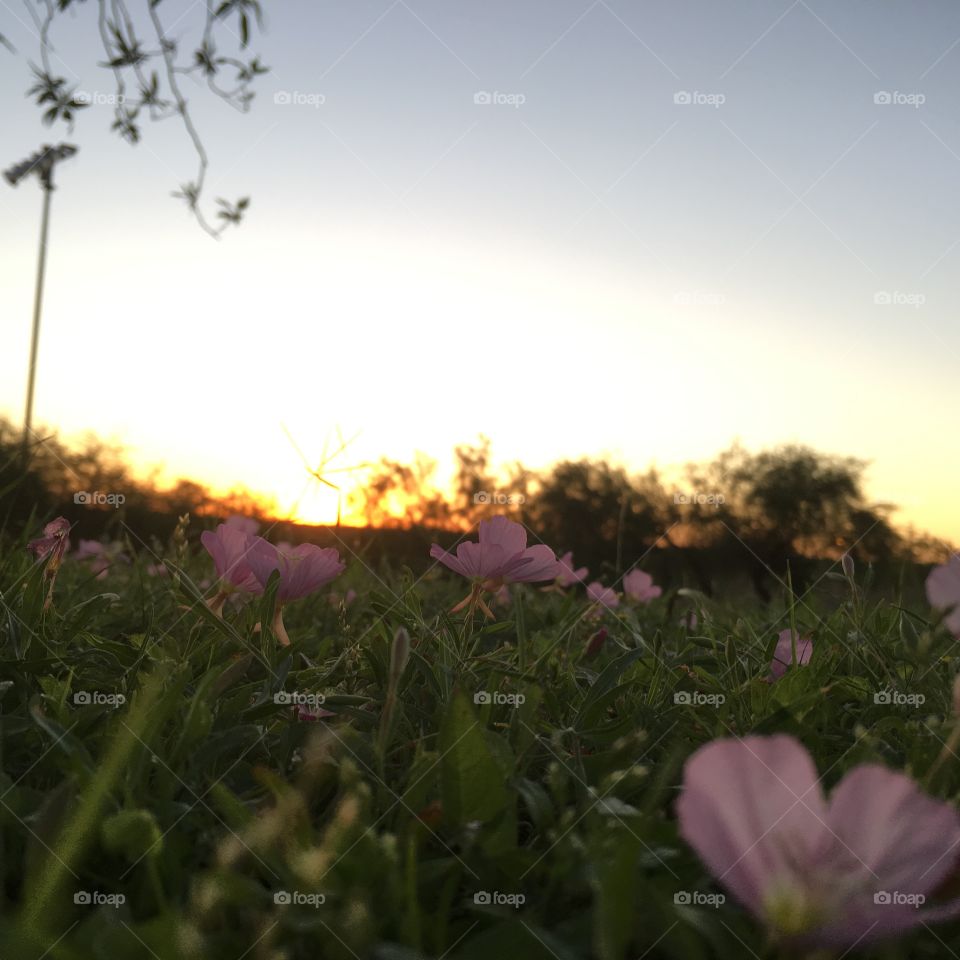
(586, 581), (620, 613)
(769, 628), (813, 680)
(246, 538), (345, 645)
(623, 569), (662, 603)
(429, 516), (559, 617)
(584, 627), (608, 659)
(555, 551), (588, 588)
(926, 554), (960, 638)
(677, 734), (960, 950)
(27, 517), (71, 609)
(27, 517), (71, 569)
(200, 524), (262, 615)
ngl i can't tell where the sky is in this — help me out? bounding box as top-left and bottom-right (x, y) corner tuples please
(0, 0), (958, 538)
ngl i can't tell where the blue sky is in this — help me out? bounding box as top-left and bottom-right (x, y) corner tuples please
(1, 0), (958, 536)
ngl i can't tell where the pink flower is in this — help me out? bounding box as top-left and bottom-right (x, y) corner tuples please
(201, 524), (261, 594)
(328, 588), (357, 609)
(225, 514), (259, 536)
(429, 516), (559, 616)
(927, 554), (960, 638)
(245, 539), (345, 645)
(294, 704), (336, 722)
(75, 539), (107, 560)
(430, 516), (559, 584)
(27, 517), (71, 569)
(145, 563), (168, 578)
(677, 734), (960, 949)
(492, 584), (512, 608)
(246, 539), (345, 602)
(769, 629), (813, 680)
(555, 551), (588, 588)
(75, 539), (126, 579)
(623, 569), (662, 603)
(586, 581), (620, 612)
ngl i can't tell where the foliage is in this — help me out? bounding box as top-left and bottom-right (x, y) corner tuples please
(0, 509), (958, 958)
(5, 0), (267, 234)
(3, 419), (952, 602)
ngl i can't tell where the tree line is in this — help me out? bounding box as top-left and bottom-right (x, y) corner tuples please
(1, 420), (950, 599)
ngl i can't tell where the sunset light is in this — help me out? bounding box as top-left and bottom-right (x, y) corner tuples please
(3, 3), (960, 958)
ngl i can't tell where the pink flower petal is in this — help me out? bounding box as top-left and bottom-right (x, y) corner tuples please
(201, 525), (261, 593)
(623, 569), (662, 603)
(927, 555), (960, 637)
(677, 735), (829, 914)
(247, 538), (343, 601)
(677, 735), (960, 949)
(770, 629), (813, 680)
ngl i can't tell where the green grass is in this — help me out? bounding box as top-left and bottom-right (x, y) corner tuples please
(0, 528), (957, 960)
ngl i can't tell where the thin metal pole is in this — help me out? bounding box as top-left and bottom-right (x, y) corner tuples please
(22, 182), (53, 462)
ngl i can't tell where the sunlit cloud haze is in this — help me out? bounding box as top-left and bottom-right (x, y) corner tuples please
(1, 1), (958, 537)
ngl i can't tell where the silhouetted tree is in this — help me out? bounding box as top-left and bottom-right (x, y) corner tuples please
(4, 0), (267, 233)
(682, 443), (904, 598)
(351, 454), (453, 529)
(522, 460), (674, 574)
(4, 418), (935, 593)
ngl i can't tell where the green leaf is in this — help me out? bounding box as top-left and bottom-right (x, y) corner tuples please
(439, 691), (508, 827)
(589, 825), (642, 960)
(101, 808), (163, 862)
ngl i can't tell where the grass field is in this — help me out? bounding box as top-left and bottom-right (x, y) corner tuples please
(1, 516), (959, 960)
